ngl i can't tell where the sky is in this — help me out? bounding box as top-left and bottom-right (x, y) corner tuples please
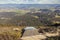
(0, 0), (60, 4)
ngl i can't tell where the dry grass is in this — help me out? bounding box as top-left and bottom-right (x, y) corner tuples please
(0, 26), (24, 40)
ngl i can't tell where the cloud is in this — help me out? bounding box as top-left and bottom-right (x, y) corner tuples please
(39, 0), (60, 4)
(0, 0), (59, 4)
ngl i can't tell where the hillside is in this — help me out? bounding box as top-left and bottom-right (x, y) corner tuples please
(3, 9), (60, 26)
(0, 4), (60, 26)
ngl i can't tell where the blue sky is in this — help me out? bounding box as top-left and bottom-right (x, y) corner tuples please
(0, 0), (60, 4)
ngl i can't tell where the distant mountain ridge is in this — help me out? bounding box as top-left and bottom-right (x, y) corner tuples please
(0, 4), (60, 9)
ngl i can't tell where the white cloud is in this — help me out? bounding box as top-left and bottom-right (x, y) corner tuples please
(39, 0), (60, 4)
(0, 0), (59, 4)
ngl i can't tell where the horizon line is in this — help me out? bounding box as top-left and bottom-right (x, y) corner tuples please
(0, 3), (59, 4)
